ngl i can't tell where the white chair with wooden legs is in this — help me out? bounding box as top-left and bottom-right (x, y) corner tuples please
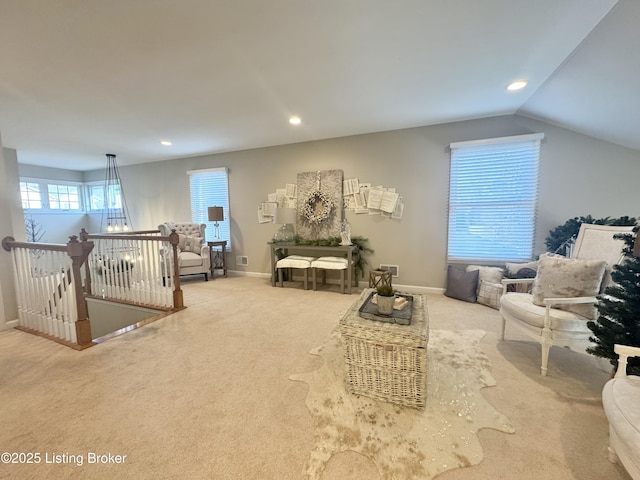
(500, 224), (633, 376)
(311, 256), (349, 294)
(276, 255), (315, 290)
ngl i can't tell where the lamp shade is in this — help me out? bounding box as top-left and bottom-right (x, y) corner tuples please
(208, 206), (224, 222)
(274, 207), (296, 224)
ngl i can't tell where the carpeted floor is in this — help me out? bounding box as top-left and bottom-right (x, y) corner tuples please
(0, 276), (631, 479)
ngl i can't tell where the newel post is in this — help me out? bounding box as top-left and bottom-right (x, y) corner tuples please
(79, 228), (93, 295)
(169, 229), (184, 309)
(67, 235), (94, 346)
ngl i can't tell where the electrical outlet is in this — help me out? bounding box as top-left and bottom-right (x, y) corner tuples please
(236, 255), (249, 266)
(379, 264), (399, 277)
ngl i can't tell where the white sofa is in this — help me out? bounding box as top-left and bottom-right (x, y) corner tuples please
(158, 221), (209, 281)
(603, 344), (640, 479)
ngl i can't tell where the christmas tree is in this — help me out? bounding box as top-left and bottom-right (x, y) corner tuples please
(545, 215), (636, 255)
(587, 225), (640, 375)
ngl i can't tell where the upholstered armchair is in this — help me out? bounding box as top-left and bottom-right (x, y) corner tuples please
(500, 224), (633, 376)
(158, 221), (209, 281)
(603, 344), (640, 479)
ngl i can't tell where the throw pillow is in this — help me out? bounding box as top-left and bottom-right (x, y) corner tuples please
(505, 261), (538, 279)
(531, 253), (606, 320)
(183, 236), (203, 253)
(477, 280), (503, 309)
(466, 265), (504, 295)
(177, 233), (187, 251)
(444, 266), (479, 303)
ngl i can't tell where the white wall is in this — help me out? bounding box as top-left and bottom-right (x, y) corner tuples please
(0, 144), (23, 328)
(21, 114), (640, 289)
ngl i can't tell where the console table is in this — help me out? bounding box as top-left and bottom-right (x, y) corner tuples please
(269, 244), (358, 294)
(208, 240), (227, 278)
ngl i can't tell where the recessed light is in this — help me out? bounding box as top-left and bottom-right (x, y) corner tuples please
(289, 116), (302, 125)
(160, 140), (172, 146)
(507, 80), (528, 91)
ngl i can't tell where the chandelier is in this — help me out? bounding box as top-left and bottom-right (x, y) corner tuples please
(100, 153), (133, 232)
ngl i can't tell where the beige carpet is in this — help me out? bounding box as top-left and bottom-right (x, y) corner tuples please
(0, 276), (632, 480)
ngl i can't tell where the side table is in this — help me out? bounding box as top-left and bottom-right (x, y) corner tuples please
(208, 240), (227, 278)
(340, 288), (429, 409)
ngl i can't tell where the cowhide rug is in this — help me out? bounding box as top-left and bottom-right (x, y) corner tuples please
(289, 329), (515, 479)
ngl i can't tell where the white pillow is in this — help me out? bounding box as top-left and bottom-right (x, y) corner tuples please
(466, 265), (504, 293)
(182, 236), (203, 253)
(531, 253), (606, 320)
(477, 280), (503, 309)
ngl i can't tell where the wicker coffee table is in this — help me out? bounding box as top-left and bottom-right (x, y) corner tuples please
(339, 288), (429, 409)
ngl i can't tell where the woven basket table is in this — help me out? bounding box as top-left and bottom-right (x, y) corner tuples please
(339, 288), (429, 409)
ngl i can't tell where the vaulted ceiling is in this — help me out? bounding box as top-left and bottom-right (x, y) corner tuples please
(1, 0), (638, 171)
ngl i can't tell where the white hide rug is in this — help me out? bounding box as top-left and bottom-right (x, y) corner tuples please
(289, 329), (515, 480)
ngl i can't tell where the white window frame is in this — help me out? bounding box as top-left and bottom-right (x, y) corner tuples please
(447, 133), (543, 264)
(84, 180), (123, 213)
(19, 177), (84, 213)
(187, 167), (230, 245)
(19, 180), (43, 209)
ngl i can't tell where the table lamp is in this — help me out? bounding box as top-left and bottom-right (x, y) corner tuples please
(208, 206), (224, 239)
(273, 207), (296, 244)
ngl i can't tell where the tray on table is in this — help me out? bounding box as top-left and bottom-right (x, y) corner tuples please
(357, 291), (413, 325)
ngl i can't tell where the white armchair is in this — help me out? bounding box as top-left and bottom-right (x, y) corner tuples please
(158, 221), (209, 281)
(603, 344), (640, 479)
(500, 224), (633, 375)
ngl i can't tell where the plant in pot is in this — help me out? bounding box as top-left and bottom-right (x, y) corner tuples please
(376, 284), (396, 315)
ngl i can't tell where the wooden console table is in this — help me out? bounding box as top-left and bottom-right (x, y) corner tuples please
(269, 244), (358, 294)
(208, 240), (227, 278)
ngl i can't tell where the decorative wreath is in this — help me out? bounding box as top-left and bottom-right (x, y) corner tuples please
(302, 190), (334, 225)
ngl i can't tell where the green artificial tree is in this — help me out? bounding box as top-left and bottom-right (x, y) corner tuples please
(545, 215), (636, 255)
(586, 226), (640, 375)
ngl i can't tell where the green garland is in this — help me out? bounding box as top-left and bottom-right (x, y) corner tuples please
(545, 215), (637, 254)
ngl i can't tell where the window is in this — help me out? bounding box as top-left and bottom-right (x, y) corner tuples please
(20, 182), (42, 209)
(48, 184), (80, 210)
(447, 133), (543, 263)
(86, 182), (122, 211)
(188, 167), (230, 244)
(19, 179), (82, 211)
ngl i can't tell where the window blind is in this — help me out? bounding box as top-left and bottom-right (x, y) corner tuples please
(448, 134), (543, 263)
(188, 167), (230, 244)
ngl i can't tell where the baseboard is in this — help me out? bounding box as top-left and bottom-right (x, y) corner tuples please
(226, 270), (446, 294)
(227, 270), (271, 279)
(1, 318), (19, 331)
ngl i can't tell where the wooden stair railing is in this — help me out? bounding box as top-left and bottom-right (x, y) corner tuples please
(2, 234), (95, 348)
(80, 228), (183, 310)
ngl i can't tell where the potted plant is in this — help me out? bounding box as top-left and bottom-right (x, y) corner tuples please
(376, 284), (396, 315)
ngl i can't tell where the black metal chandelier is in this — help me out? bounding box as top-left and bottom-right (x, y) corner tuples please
(100, 153), (133, 232)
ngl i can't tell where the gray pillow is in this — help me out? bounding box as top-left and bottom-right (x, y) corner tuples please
(444, 266), (479, 303)
(505, 261), (538, 279)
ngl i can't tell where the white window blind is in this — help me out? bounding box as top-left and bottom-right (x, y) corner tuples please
(188, 167), (230, 244)
(448, 134), (543, 263)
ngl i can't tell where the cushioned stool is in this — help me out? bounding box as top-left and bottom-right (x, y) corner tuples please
(311, 256), (349, 294)
(276, 255), (315, 290)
